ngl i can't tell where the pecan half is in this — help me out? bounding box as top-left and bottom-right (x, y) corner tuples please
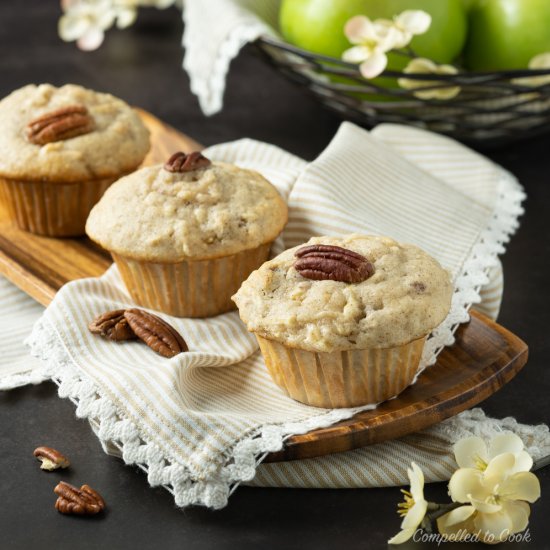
(411, 281), (426, 293)
(33, 446), (70, 471)
(25, 105), (94, 145)
(54, 481), (106, 516)
(88, 309), (137, 341)
(164, 151), (211, 173)
(294, 244), (374, 283)
(124, 309), (188, 358)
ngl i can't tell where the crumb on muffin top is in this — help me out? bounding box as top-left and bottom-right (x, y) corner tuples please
(233, 234), (453, 352)
(0, 84), (150, 181)
(86, 160), (288, 261)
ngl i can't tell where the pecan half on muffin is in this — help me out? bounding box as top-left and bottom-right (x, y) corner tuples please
(0, 83), (150, 236)
(233, 234), (453, 408)
(86, 151), (288, 318)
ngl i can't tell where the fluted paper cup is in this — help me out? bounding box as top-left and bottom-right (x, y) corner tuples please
(0, 176), (115, 237)
(112, 242), (273, 318)
(256, 335), (427, 408)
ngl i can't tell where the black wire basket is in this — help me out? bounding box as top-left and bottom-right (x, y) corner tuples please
(257, 35), (550, 147)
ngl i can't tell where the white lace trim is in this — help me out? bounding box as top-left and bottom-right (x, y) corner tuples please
(24, 167), (525, 509)
(415, 168), (525, 379)
(0, 367), (52, 391)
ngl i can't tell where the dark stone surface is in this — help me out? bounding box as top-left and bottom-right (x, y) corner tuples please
(0, 3), (549, 549)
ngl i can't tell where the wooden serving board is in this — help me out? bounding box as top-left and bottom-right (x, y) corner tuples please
(0, 110), (528, 462)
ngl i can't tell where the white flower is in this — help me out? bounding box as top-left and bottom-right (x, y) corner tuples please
(388, 462), (428, 545)
(342, 10), (431, 79)
(58, 0), (176, 51)
(342, 15), (398, 78)
(438, 434), (541, 544)
(513, 52), (550, 87)
(398, 58), (460, 99)
(59, 0), (136, 50)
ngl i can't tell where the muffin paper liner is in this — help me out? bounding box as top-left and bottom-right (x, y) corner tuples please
(256, 335), (427, 408)
(0, 176), (115, 237)
(112, 242), (273, 318)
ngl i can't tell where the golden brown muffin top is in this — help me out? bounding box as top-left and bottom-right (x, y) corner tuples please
(0, 84), (150, 182)
(233, 234), (453, 352)
(86, 160), (288, 262)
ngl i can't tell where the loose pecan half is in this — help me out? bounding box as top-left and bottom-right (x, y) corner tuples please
(26, 105), (94, 145)
(88, 309), (137, 341)
(164, 151), (211, 173)
(33, 446), (70, 471)
(124, 309), (188, 358)
(54, 481), (106, 516)
(294, 244), (374, 284)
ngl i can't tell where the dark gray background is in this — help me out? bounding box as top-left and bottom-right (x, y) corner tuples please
(0, 3), (549, 549)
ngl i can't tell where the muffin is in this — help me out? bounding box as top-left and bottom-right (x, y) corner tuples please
(0, 84), (150, 236)
(86, 151), (288, 318)
(233, 234), (453, 408)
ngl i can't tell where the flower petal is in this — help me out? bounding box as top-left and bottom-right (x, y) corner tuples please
(438, 505), (476, 527)
(395, 10), (432, 35)
(454, 437), (488, 469)
(401, 500), (428, 530)
(344, 15), (376, 44)
(449, 468), (484, 503)
(474, 510), (513, 542)
(488, 433), (524, 459)
(437, 506), (475, 540)
(388, 527), (416, 545)
(96, 10), (117, 30)
(359, 51), (387, 79)
(498, 472), (541, 503)
(77, 28), (105, 51)
(512, 451), (534, 473)
(438, 64), (459, 76)
(58, 14), (91, 41)
(408, 462), (424, 500)
(61, 0), (80, 11)
(501, 500), (530, 534)
(484, 452), (516, 479)
(415, 86), (461, 100)
(373, 21), (407, 50)
(470, 497), (502, 514)
(342, 45), (371, 64)
(116, 7), (137, 29)
(529, 52), (550, 69)
(404, 57), (436, 74)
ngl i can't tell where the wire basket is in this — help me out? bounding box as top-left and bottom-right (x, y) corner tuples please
(256, 36), (550, 147)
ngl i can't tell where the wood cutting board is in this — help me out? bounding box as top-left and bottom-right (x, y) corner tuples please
(0, 110), (528, 462)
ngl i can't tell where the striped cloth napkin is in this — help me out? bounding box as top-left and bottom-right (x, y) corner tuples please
(4, 122), (528, 509)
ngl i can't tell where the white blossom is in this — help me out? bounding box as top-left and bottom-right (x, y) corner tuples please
(342, 10), (431, 80)
(58, 0), (177, 51)
(388, 463), (428, 544)
(398, 58), (460, 100)
(437, 434), (540, 544)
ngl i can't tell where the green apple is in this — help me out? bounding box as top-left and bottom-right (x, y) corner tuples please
(461, 0), (477, 11)
(465, 0), (550, 70)
(279, 0), (468, 68)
